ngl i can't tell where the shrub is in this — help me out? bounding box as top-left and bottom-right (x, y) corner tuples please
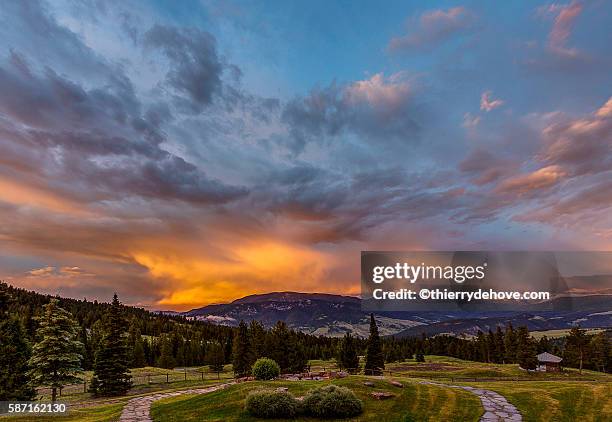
(251, 357), (280, 380)
(245, 390), (299, 418)
(302, 385), (363, 418)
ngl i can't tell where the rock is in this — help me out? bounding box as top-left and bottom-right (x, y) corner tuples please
(363, 381), (375, 387)
(275, 387), (288, 392)
(390, 381), (404, 388)
(336, 371), (349, 378)
(371, 391), (395, 400)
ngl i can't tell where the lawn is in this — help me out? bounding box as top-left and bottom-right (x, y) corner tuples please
(150, 377), (483, 422)
(460, 381), (612, 422)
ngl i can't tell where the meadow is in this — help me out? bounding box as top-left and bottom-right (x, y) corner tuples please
(2, 356), (610, 422)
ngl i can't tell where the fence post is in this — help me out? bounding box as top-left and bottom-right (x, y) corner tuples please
(84, 379), (87, 393)
(201, 371), (204, 381)
(185, 371), (187, 381)
(147, 374), (151, 384)
(166, 374), (169, 383)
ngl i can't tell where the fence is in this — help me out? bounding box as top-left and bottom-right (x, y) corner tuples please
(36, 368), (233, 399)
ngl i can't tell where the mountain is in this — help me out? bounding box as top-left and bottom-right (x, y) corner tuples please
(184, 291), (433, 337)
(184, 291), (612, 338)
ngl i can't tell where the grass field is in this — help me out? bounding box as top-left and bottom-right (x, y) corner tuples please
(3, 356), (611, 422)
(460, 381), (612, 422)
(529, 328), (606, 340)
(151, 377), (483, 422)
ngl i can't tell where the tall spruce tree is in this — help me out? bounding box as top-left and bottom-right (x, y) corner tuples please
(338, 332), (359, 372)
(0, 284), (36, 400)
(157, 334), (176, 369)
(504, 323), (517, 364)
(90, 294), (132, 396)
(364, 314), (385, 375)
(565, 326), (588, 374)
(516, 326), (537, 370)
(232, 321), (251, 377)
(208, 342), (225, 379)
(28, 299), (83, 401)
(248, 320), (266, 364)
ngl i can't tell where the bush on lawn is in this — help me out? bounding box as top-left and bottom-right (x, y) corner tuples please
(251, 357), (280, 380)
(245, 390), (299, 419)
(302, 385), (363, 418)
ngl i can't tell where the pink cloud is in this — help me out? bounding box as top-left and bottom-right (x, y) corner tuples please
(496, 165), (566, 195)
(542, 1), (583, 57)
(344, 72), (413, 111)
(480, 91), (504, 112)
(388, 7), (475, 51)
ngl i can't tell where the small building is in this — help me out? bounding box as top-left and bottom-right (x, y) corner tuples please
(536, 352), (562, 372)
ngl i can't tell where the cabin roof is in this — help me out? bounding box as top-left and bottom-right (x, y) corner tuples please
(537, 352), (562, 363)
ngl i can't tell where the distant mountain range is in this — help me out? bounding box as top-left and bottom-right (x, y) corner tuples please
(182, 291), (612, 338)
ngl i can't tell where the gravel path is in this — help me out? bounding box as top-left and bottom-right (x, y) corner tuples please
(419, 381), (522, 421)
(119, 382), (234, 422)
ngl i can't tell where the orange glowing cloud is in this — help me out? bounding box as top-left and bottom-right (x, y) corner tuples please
(132, 238), (336, 309)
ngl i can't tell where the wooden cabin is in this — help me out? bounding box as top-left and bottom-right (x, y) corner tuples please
(536, 352), (562, 372)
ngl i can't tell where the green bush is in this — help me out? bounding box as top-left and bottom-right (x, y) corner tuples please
(302, 385), (363, 418)
(251, 357), (280, 380)
(245, 390), (299, 418)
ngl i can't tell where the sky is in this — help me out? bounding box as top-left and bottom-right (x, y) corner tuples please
(0, 0), (610, 310)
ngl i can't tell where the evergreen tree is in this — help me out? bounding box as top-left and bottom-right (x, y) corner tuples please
(364, 314), (385, 375)
(589, 332), (610, 373)
(494, 326), (505, 364)
(232, 320), (251, 377)
(565, 326), (588, 374)
(28, 299), (82, 401)
(516, 326), (537, 370)
(248, 320), (266, 363)
(157, 335), (176, 369)
(504, 323), (517, 364)
(337, 332), (359, 372)
(0, 283), (36, 400)
(208, 342), (225, 379)
(132, 336), (147, 368)
(90, 294), (132, 396)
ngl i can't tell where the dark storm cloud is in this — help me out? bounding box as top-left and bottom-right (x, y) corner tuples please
(0, 46), (246, 206)
(281, 74), (422, 153)
(143, 25), (225, 111)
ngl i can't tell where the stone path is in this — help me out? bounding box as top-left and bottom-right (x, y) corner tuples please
(419, 381), (522, 421)
(119, 382), (234, 422)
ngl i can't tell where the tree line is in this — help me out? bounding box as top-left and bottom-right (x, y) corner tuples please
(336, 320), (611, 374)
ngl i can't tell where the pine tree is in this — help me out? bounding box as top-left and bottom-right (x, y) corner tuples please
(364, 314), (385, 375)
(208, 341), (225, 379)
(28, 299), (83, 401)
(504, 323), (517, 364)
(338, 332), (359, 372)
(248, 320), (265, 364)
(589, 332), (610, 373)
(90, 294), (132, 396)
(157, 334), (175, 369)
(0, 283), (36, 400)
(232, 321), (251, 377)
(132, 337), (147, 368)
(565, 326), (588, 374)
(266, 321), (291, 372)
(516, 326), (537, 370)
(494, 326), (505, 364)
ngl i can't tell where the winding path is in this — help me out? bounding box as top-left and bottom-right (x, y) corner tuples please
(419, 381), (522, 421)
(119, 382), (234, 422)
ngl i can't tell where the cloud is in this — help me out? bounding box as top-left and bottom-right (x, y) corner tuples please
(495, 165), (566, 195)
(143, 25), (227, 111)
(541, 1), (583, 57)
(480, 91), (504, 112)
(282, 72), (422, 153)
(388, 7), (475, 52)
(27, 266), (55, 277)
(538, 97), (612, 176)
